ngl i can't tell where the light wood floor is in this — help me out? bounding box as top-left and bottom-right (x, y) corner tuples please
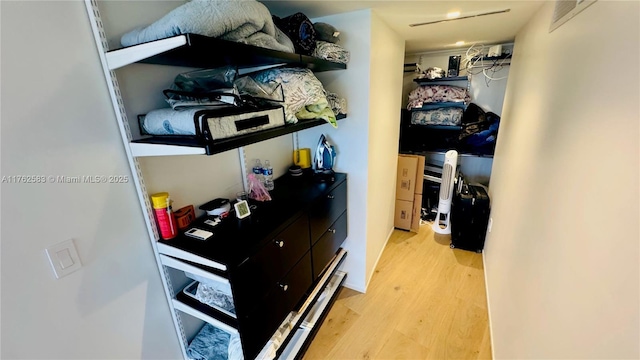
(303, 224), (492, 360)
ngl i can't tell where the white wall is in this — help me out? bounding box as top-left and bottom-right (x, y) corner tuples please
(299, 10), (404, 292)
(299, 10), (373, 292)
(365, 12), (405, 284)
(485, 2), (639, 358)
(0, 1), (182, 359)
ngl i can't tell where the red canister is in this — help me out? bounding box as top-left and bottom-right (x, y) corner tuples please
(151, 192), (178, 240)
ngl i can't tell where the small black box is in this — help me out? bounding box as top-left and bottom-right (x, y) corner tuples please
(448, 55), (461, 77)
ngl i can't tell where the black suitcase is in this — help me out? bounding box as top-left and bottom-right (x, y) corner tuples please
(450, 182), (490, 252)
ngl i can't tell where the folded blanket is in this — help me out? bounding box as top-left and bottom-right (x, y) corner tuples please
(140, 107), (203, 135)
(326, 92), (347, 116)
(121, 0), (295, 54)
(407, 85), (470, 110)
(186, 324), (230, 360)
(228, 333), (243, 360)
(273, 12), (316, 55)
(312, 41), (350, 64)
(195, 282), (236, 314)
(411, 107), (464, 126)
(164, 67), (240, 109)
(252, 68), (333, 126)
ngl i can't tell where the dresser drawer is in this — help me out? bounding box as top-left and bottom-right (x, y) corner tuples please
(240, 252), (312, 359)
(309, 181), (347, 243)
(312, 211), (347, 279)
(232, 215), (310, 313)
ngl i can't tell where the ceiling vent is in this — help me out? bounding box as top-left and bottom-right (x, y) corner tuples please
(409, 9), (510, 27)
(549, 0), (597, 32)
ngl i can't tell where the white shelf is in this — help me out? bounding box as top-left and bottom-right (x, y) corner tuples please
(172, 299), (239, 336)
(129, 142), (206, 157)
(106, 35), (188, 70)
(157, 242), (227, 271)
(160, 255), (230, 287)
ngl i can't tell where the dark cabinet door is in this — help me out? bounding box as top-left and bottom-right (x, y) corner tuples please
(312, 211), (347, 279)
(231, 215), (310, 314)
(239, 252), (312, 360)
(309, 181), (347, 243)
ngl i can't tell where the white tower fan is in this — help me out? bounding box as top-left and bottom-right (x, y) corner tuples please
(432, 150), (458, 234)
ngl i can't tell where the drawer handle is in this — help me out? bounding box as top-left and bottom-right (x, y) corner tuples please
(279, 283), (289, 292)
(327, 194), (335, 199)
(274, 239), (285, 248)
(328, 228), (336, 234)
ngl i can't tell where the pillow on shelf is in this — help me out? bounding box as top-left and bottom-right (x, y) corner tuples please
(252, 68), (336, 127)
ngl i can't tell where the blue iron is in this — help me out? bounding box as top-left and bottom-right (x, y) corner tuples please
(314, 134), (336, 181)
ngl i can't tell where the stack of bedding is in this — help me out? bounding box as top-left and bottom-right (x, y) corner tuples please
(122, 2), (349, 136)
(121, 0), (295, 53)
(311, 22), (350, 64)
(406, 85), (470, 126)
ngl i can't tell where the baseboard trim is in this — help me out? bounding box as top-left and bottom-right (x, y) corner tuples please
(363, 226), (395, 292)
(483, 250), (496, 360)
(341, 280), (366, 293)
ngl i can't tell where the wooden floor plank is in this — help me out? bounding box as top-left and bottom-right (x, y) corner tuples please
(303, 224), (492, 360)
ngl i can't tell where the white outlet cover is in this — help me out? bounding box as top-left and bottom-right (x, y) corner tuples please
(46, 239), (82, 279)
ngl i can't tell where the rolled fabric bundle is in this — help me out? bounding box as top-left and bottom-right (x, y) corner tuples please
(273, 12), (316, 55)
(326, 92), (347, 116)
(312, 41), (350, 64)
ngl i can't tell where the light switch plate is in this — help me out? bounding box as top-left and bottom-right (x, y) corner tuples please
(46, 239), (82, 279)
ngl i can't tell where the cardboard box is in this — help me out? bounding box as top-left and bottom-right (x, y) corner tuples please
(396, 155), (425, 201)
(394, 199), (413, 230)
(413, 155), (425, 195)
(411, 194), (422, 232)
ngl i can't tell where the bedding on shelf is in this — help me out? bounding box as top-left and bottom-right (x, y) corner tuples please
(272, 12), (316, 55)
(194, 283), (236, 314)
(312, 41), (350, 64)
(407, 85), (470, 110)
(187, 323), (243, 360)
(165, 67), (241, 110)
(252, 68), (336, 127)
(327, 92), (347, 117)
(120, 0), (295, 54)
(411, 107), (464, 126)
(140, 104), (286, 138)
(164, 67), (285, 110)
(139, 65), (338, 138)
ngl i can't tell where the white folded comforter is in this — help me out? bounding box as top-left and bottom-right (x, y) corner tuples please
(121, 0), (295, 53)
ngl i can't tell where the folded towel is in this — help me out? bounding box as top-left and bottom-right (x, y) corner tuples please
(326, 93), (347, 116)
(195, 282), (236, 314)
(186, 323), (230, 360)
(312, 41), (350, 64)
(228, 333), (244, 360)
(411, 108), (464, 126)
(407, 85), (470, 110)
(140, 108), (203, 135)
(121, 0), (295, 53)
(273, 12), (316, 55)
